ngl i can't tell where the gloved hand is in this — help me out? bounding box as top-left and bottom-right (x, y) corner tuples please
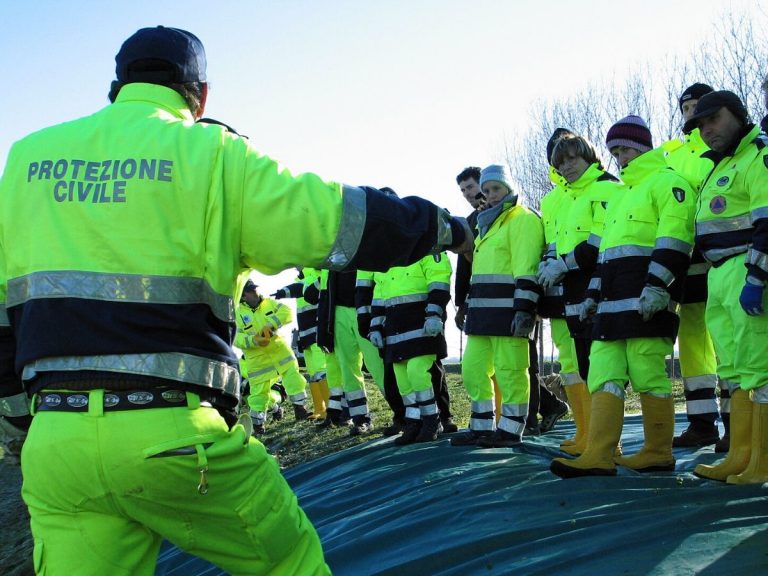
(423, 316), (444, 336)
(740, 275), (765, 316)
(0, 416), (28, 466)
(637, 285), (670, 322)
(536, 257), (568, 290)
(454, 303), (467, 331)
(510, 311), (536, 338)
(270, 290), (285, 300)
(369, 331), (385, 349)
(578, 298), (597, 322)
(254, 327), (273, 347)
(450, 217), (476, 255)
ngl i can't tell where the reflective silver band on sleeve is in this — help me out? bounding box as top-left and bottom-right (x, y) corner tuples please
(746, 249), (768, 274)
(655, 236), (692, 254)
(686, 262), (711, 276)
(597, 297), (679, 315)
(0, 392), (30, 417)
(587, 234), (602, 248)
(752, 206), (768, 223)
(8, 272), (235, 323)
(426, 303), (444, 315)
(355, 278), (374, 288)
(702, 244), (750, 263)
(22, 352), (241, 398)
(434, 208), (454, 252)
(696, 214), (752, 235)
(564, 252), (579, 270)
(514, 289), (539, 303)
(588, 277), (601, 291)
(428, 282), (450, 292)
(321, 184), (367, 270)
(356, 305), (371, 315)
(648, 262), (676, 286)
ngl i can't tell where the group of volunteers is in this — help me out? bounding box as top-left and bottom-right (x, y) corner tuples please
(242, 79), (768, 489)
(1, 22), (767, 576)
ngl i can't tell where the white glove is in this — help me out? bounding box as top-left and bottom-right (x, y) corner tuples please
(536, 258), (568, 290)
(423, 316), (444, 336)
(510, 311), (536, 338)
(0, 417), (27, 466)
(638, 285), (670, 321)
(369, 331), (384, 349)
(578, 298), (597, 322)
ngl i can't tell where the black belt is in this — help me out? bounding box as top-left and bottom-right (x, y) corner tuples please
(35, 389), (194, 413)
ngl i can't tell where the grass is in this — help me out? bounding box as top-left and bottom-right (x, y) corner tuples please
(258, 368), (687, 469)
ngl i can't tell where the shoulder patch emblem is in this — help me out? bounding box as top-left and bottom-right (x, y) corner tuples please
(716, 176), (730, 187)
(672, 187), (685, 203)
(433, 253), (442, 263)
(709, 195), (727, 214)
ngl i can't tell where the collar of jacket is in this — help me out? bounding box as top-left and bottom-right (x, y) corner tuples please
(548, 164), (567, 188)
(477, 193), (517, 238)
(732, 124), (761, 157)
(566, 162), (604, 193)
(114, 82), (195, 122)
(619, 147), (668, 186)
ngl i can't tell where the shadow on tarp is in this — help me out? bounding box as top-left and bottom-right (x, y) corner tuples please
(155, 414), (768, 575)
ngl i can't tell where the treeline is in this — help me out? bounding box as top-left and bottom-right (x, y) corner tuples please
(506, 6), (768, 209)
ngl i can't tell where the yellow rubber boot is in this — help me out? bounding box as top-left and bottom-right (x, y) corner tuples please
(308, 380), (326, 420)
(615, 394), (675, 472)
(727, 400), (768, 485)
(550, 391), (624, 478)
(694, 388), (752, 482)
(318, 378), (331, 407)
(493, 375), (502, 424)
(560, 382), (592, 455)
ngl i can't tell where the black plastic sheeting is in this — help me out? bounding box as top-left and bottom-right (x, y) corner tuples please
(156, 414), (768, 575)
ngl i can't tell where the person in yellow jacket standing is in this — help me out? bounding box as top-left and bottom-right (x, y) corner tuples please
(551, 115), (695, 478)
(539, 134), (619, 455)
(235, 280), (310, 433)
(368, 252), (453, 444)
(685, 91), (768, 484)
(662, 83), (722, 449)
(0, 26), (475, 574)
(273, 267), (330, 420)
(452, 164), (545, 447)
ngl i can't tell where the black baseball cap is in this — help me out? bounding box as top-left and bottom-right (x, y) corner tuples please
(115, 26), (206, 83)
(243, 280), (258, 292)
(683, 90), (749, 133)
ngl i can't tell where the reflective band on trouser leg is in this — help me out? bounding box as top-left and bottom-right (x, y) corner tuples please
(280, 361), (308, 404)
(22, 402), (329, 575)
(492, 336), (530, 436)
(333, 306), (365, 394)
(588, 340), (630, 396)
(324, 352), (344, 412)
(409, 357), (438, 417)
(462, 335), (496, 431)
(303, 344), (327, 382)
(678, 302), (718, 423)
(358, 332), (386, 391)
(401, 392), (420, 420)
(551, 318), (580, 377)
(345, 388), (369, 418)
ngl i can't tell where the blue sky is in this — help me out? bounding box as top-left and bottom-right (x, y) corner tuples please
(0, 0), (762, 357)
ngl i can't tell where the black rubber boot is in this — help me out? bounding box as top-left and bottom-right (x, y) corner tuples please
(394, 418), (422, 445)
(415, 414), (444, 443)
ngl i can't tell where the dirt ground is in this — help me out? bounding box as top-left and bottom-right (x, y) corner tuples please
(0, 456), (33, 576)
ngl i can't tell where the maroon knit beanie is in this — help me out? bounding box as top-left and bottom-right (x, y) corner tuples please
(605, 115), (653, 153)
